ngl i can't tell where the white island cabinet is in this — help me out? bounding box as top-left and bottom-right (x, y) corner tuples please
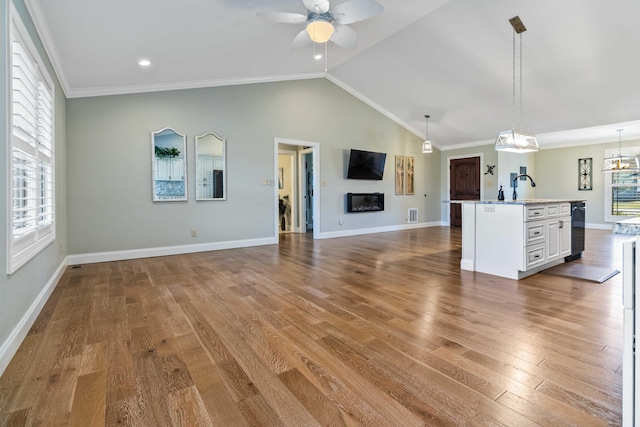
(456, 200), (576, 280)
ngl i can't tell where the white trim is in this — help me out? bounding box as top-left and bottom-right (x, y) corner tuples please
(0, 256), (68, 376)
(67, 237), (277, 265)
(603, 145), (640, 223)
(324, 74), (441, 151)
(67, 73), (327, 99)
(23, 0), (70, 98)
(8, 4), (57, 275)
(317, 221), (445, 240)
(277, 149), (297, 232)
(3, 0), (10, 278)
(439, 121), (640, 152)
(298, 147), (314, 234)
(441, 139), (494, 152)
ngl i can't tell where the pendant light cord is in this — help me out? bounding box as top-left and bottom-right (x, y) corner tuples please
(520, 32), (523, 132)
(512, 29), (516, 132)
(512, 30), (524, 132)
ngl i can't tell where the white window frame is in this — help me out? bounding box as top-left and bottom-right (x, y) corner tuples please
(604, 146), (640, 223)
(7, 5), (55, 274)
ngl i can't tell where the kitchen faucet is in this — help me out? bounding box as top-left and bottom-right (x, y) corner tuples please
(512, 174), (536, 200)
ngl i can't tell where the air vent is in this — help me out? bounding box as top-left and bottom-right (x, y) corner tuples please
(408, 208), (418, 224)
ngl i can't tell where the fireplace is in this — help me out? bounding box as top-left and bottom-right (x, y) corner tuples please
(346, 193), (384, 213)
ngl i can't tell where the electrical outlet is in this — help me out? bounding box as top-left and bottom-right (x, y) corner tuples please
(191, 229), (197, 237)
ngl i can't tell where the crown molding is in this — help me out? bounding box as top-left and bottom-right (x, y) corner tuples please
(65, 73), (328, 99)
(23, 0), (70, 98)
(324, 73), (442, 151)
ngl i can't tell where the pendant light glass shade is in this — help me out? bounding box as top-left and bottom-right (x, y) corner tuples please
(495, 16), (538, 153)
(422, 114), (433, 154)
(306, 20), (334, 43)
(495, 130), (538, 153)
(602, 129), (640, 172)
(601, 155), (640, 172)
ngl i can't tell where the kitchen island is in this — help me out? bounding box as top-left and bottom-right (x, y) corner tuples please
(451, 199), (584, 280)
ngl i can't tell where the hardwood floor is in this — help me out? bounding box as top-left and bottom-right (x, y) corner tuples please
(0, 227), (628, 426)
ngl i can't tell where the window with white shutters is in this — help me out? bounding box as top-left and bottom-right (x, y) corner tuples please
(8, 8), (56, 274)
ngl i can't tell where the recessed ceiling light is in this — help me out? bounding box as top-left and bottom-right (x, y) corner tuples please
(138, 59), (151, 67)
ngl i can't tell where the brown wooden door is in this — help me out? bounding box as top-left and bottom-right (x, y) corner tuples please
(450, 157), (480, 227)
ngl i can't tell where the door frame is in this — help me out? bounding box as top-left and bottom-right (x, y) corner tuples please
(274, 138), (320, 241)
(298, 147), (314, 234)
(277, 149), (297, 232)
(446, 153), (484, 226)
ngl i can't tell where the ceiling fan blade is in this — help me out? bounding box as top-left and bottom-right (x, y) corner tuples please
(303, 0), (331, 14)
(332, 0), (383, 25)
(257, 12), (308, 24)
(331, 24), (357, 50)
(290, 29), (313, 50)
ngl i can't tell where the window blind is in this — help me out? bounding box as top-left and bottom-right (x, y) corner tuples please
(8, 10), (55, 274)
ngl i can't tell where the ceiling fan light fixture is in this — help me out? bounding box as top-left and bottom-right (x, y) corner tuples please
(306, 20), (334, 43)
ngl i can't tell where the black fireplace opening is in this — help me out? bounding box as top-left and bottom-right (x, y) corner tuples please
(346, 193), (384, 213)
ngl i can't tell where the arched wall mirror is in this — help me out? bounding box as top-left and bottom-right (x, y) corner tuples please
(151, 128), (187, 201)
(195, 132), (226, 201)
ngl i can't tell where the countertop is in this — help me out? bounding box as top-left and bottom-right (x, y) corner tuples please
(445, 199), (586, 205)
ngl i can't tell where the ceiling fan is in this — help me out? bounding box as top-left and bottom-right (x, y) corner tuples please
(258, 0), (384, 50)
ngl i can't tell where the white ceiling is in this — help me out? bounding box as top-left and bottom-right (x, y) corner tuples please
(24, 0), (640, 150)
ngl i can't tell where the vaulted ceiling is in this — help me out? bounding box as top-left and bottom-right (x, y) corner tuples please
(24, 0), (640, 149)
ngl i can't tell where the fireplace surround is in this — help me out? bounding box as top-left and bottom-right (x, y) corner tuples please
(346, 193), (384, 213)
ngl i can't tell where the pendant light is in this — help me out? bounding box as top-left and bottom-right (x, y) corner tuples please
(495, 16), (539, 153)
(601, 129), (640, 172)
(422, 115), (433, 154)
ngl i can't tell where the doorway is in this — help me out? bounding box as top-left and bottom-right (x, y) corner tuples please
(449, 156), (481, 227)
(277, 150), (297, 233)
(300, 149), (314, 233)
(274, 139), (319, 241)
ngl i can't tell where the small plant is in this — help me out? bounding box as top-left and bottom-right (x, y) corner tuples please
(155, 146), (181, 158)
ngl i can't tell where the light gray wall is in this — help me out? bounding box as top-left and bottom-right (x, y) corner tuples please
(535, 137), (640, 225)
(439, 144), (498, 222)
(66, 78), (442, 255)
(0, 0), (67, 360)
(441, 138), (640, 226)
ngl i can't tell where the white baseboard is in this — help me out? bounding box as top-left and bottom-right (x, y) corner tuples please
(0, 256), (69, 377)
(67, 237), (278, 265)
(460, 259), (475, 271)
(317, 221), (446, 239)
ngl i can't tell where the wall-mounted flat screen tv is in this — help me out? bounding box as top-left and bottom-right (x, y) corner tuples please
(347, 149), (387, 180)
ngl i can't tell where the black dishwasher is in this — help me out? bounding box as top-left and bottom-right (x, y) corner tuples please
(565, 201), (586, 261)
